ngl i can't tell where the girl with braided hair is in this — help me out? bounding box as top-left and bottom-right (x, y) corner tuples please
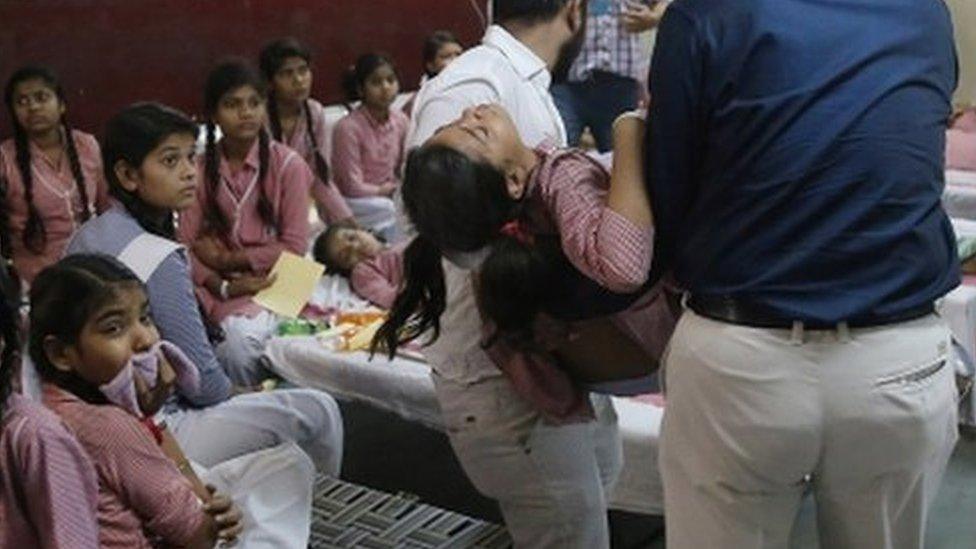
(177, 60), (315, 385)
(259, 37), (356, 228)
(0, 66), (109, 286)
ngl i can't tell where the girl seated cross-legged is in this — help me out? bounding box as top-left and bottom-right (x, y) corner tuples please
(33, 254), (319, 548)
(67, 102), (343, 476)
(178, 61), (317, 386)
(0, 258), (100, 548)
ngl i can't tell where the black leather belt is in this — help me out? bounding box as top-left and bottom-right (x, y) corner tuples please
(687, 294), (935, 330)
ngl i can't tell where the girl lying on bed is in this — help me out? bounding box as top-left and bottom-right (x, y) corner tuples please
(374, 104), (678, 397)
(312, 224), (404, 310)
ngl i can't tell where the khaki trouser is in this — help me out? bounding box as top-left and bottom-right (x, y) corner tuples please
(660, 311), (958, 549)
(433, 374), (622, 549)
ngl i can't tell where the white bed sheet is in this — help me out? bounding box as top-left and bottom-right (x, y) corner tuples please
(264, 335), (666, 515)
(944, 169), (976, 220)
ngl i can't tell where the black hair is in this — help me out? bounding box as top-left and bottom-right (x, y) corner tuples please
(3, 66), (92, 255)
(28, 254), (142, 404)
(203, 60), (275, 234)
(372, 144), (560, 357)
(422, 30), (462, 77)
(259, 37), (333, 188)
(341, 53), (397, 106)
(102, 102), (198, 240)
(312, 224), (349, 275)
(0, 259), (22, 416)
(492, 0), (573, 23)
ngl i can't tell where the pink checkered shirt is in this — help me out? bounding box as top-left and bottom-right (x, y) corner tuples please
(1, 393), (99, 549)
(43, 384), (206, 549)
(526, 145), (652, 293)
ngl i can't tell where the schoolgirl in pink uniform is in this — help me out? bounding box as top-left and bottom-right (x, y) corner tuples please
(1, 66), (109, 286)
(178, 61), (314, 385)
(331, 53), (409, 242)
(259, 38), (355, 227)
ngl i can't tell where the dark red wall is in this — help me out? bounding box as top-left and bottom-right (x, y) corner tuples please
(0, 0), (486, 136)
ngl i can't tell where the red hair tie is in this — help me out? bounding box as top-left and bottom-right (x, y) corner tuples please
(499, 219), (535, 246)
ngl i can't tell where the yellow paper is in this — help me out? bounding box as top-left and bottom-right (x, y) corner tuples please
(253, 252), (325, 318)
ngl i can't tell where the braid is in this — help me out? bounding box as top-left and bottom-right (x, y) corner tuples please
(61, 118), (92, 222)
(256, 130), (276, 227)
(0, 176), (22, 292)
(268, 90), (283, 141)
(12, 125), (46, 253)
(204, 121), (229, 234)
(303, 100), (331, 186)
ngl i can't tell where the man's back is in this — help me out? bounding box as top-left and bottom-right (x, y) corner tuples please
(648, 0), (960, 322)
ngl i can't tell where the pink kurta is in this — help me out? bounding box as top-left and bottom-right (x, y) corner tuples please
(0, 129), (110, 285)
(349, 242), (406, 309)
(1, 393), (99, 549)
(178, 138), (313, 323)
(276, 98), (354, 224)
(43, 384), (206, 549)
(331, 106), (409, 198)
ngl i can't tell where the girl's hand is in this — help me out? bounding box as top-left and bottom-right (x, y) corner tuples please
(379, 182), (398, 197)
(227, 273), (277, 298)
(621, 1), (667, 33)
(134, 353), (177, 417)
(203, 485), (244, 544)
(193, 236), (231, 272)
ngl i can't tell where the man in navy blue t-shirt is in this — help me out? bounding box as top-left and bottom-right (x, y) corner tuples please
(646, 1), (960, 547)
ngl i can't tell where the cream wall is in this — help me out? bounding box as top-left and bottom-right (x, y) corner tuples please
(949, 0), (976, 103)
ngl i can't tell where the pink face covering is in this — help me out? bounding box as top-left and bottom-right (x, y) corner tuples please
(98, 340), (201, 417)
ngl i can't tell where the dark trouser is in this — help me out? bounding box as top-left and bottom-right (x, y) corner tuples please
(551, 71), (641, 152)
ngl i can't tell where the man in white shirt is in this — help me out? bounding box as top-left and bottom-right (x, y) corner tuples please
(407, 2), (623, 548)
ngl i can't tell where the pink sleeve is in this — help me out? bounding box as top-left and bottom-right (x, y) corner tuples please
(177, 174), (219, 288)
(349, 245), (404, 308)
(312, 181), (354, 224)
(331, 117), (382, 198)
(17, 416), (100, 549)
(102, 418), (206, 546)
(84, 136), (111, 213)
(543, 156), (652, 293)
(244, 153), (312, 271)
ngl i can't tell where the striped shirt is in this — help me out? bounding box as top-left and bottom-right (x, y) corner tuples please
(527, 146), (652, 293)
(1, 393), (99, 549)
(67, 206), (233, 407)
(568, 0), (658, 83)
(43, 384), (206, 549)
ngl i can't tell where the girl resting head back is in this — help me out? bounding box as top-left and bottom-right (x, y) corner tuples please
(103, 102), (199, 239)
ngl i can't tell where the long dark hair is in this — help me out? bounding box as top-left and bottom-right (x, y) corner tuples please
(0, 259), (22, 416)
(259, 38), (332, 187)
(29, 254), (142, 404)
(372, 144), (560, 356)
(341, 53), (397, 107)
(203, 61), (275, 235)
(103, 102), (198, 239)
(3, 66), (92, 254)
